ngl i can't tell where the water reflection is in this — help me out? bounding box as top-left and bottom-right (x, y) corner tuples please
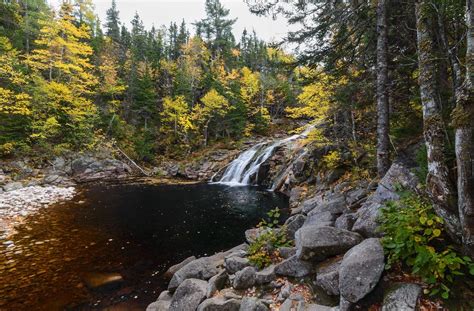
(0, 182), (288, 310)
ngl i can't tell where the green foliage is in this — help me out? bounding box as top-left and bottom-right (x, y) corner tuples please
(380, 191), (474, 299)
(247, 208), (292, 269)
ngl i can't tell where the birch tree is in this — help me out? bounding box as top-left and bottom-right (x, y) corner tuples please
(455, 0), (474, 256)
(376, 0), (390, 177)
(415, 0), (460, 239)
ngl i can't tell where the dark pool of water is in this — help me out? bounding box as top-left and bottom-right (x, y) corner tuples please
(0, 182), (288, 310)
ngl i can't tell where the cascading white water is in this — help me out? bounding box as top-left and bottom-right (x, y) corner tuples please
(216, 125), (315, 186)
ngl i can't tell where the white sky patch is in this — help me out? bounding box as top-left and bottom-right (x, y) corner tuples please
(47, 0), (289, 43)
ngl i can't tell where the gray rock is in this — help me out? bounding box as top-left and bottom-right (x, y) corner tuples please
(302, 195), (324, 214)
(303, 211), (337, 228)
(169, 278), (208, 311)
(169, 257), (219, 291)
(207, 270), (228, 298)
(147, 291), (172, 311)
(225, 256), (250, 274)
(278, 247), (296, 259)
(274, 255), (313, 277)
(339, 238), (385, 303)
(239, 297), (269, 311)
(255, 265), (276, 284)
(233, 267), (256, 290)
(315, 257), (342, 296)
(198, 297), (241, 311)
(382, 283), (421, 311)
(285, 214), (306, 240)
(352, 163), (418, 237)
(305, 304), (335, 311)
(220, 288), (243, 300)
(307, 196), (347, 216)
(3, 181), (23, 192)
(295, 226), (363, 262)
(338, 296), (353, 311)
(146, 300), (170, 311)
(245, 228), (270, 243)
(164, 256), (197, 279)
(289, 186), (305, 209)
(334, 213), (356, 231)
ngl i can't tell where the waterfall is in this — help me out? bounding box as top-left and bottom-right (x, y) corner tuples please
(215, 125), (314, 187)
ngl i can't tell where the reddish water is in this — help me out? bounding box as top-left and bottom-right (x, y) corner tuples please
(0, 182), (288, 310)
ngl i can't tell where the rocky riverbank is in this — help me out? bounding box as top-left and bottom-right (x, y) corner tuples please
(145, 162), (432, 311)
(0, 151), (136, 239)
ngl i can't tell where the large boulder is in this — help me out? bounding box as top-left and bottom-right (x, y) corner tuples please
(334, 213), (356, 231)
(198, 297), (241, 311)
(307, 195), (347, 217)
(352, 163), (418, 237)
(303, 211), (337, 228)
(284, 214), (306, 240)
(315, 257), (342, 296)
(164, 256), (196, 279)
(169, 257), (219, 291)
(274, 255), (313, 278)
(207, 270), (229, 298)
(339, 238), (385, 303)
(147, 291), (172, 311)
(239, 297), (269, 311)
(233, 267), (256, 290)
(169, 278), (208, 311)
(301, 195), (324, 214)
(225, 256), (250, 274)
(295, 226), (363, 262)
(382, 283), (421, 311)
(255, 265), (276, 285)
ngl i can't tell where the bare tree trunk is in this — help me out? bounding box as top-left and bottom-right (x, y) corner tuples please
(415, 0), (461, 240)
(376, 0), (390, 177)
(456, 0), (474, 257)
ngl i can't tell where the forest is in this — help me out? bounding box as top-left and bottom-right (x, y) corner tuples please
(0, 0), (474, 309)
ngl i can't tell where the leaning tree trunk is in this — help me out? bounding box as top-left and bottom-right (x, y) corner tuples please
(455, 0), (474, 257)
(415, 0), (461, 241)
(376, 0), (391, 177)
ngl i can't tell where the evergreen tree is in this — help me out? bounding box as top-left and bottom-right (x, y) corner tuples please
(105, 0), (120, 42)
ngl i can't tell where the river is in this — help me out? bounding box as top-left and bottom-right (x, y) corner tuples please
(0, 182), (288, 310)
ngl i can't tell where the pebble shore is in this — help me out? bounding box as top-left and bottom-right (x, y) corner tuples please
(0, 185), (76, 239)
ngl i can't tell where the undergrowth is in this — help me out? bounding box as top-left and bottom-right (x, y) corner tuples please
(379, 190), (474, 299)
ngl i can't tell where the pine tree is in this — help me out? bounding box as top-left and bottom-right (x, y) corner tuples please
(105, 0), (121, 42)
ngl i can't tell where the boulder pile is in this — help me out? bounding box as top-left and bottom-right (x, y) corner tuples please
(147, 162), (422, 311)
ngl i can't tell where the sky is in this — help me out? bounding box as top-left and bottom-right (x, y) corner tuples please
(48, 0), (290, 43)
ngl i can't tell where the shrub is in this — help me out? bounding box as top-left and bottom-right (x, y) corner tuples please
(247, 208), (292, 269)
(379, 191), (474, 299)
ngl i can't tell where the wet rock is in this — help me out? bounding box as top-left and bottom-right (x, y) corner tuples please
(164, 256), (197, 279)
(233, 267), (256, 290)
(255, 265), (276, 285)
(339, 238), (385, 303)
(382, 283), (421, 311)
(240, 297), (269, 311)
(207, 270), (228, 298)
(169, 257), (219, 291)
(274, 255), (313, 277)
(169, 278), (208, 311)
(225, 256), (250, 274)
(198, 297), (241, 311)
(295, 226), (363, 262)
(284, 214), (306, 240)
(315, 257), (342, 296)
(83, 272), (123, 290)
